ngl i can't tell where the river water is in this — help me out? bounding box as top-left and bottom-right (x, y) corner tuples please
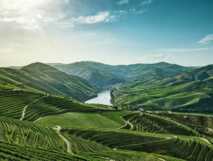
(85, 90), (112, 105)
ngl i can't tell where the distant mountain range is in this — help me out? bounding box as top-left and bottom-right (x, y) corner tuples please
(1, 61), (213, 113)
(51, 61), (192, 90)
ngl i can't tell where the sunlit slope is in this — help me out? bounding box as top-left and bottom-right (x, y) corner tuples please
(157, 112), (213, 140)
(35, 111), (129, 129)
(112, 65), (213, 112)
(0, 117), (88, 161)
(35, 112), (123, 129)
(0, 62), (97, 101)
(0, 113), (186, 161)
(0, 90), (108, 121)
(34, 109), (213, 160)
(0, 117), (65, 151)
(0, 90), (42, 119)
(63, 128), (213, 161)
(58, 131), (184, 161)
(122, 112), (199, 136)
(0, 141), (85, 161)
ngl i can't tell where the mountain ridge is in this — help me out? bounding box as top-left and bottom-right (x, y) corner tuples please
(0, 62), (97, 101)
(52, 61), (193, 90)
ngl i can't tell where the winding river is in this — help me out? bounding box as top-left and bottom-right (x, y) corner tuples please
(85, 90), (112, 105)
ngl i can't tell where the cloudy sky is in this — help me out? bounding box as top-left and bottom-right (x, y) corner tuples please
(0, 0), (213, 67)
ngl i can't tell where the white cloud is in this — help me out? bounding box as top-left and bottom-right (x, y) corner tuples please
(73, 11), (114, 24)
(198, 34), (213, 44)
(0, 0), (68, 31)
(117, 0), (129, 5)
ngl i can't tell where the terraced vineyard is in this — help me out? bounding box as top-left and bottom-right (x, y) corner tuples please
(0, 90), (109, 121)
(0, 141), (85, 161)
(0, 62), (213, 160)
(0, 117), (66, 151)
(63, 128), (213, 161)
(0, 90), (42, 119)
(122, 112), (199, 136)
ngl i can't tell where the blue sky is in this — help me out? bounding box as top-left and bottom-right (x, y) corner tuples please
(0, 0), (213, 66)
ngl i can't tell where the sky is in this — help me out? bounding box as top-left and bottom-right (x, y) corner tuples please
(0, 0), (213, 67)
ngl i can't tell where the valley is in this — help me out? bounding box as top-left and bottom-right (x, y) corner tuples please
(1, 0), (212, 160)
(0, 61), (213, 161)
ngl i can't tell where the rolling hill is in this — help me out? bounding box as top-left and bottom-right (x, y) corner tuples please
(52, 62), (126, 90)
(111, 64), (213, 112)
(1, 88), (213, 160)
(52, 61), (192, 90)
(0, 63), (97, 101)
(0, 90), (109, 121)
(1, 61), (213, 160)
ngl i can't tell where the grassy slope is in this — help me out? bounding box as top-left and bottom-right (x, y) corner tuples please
(157, 112), (213, 140)
(1, 89), (213, 160)
(63, 128), (213, 161)
(0, 62), (97, 101)
(35, 112), (123, 129)
(0, 141), (85, 161)
(122, 112), (199, 136)
(0, 117), (66, 151)
(35, 109), (213, 160)
(0, 117), (89, 161)
(0, 90), (42, 119)
(0, 90), (110, 121)
(1, 62), (213, 160)
(112, 65), (213, 112)
(62, 131), (184, 161)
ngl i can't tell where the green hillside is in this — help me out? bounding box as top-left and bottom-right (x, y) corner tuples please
(122, 112), (199, 136)
(62, 128), (213, 161)
(111, 65), (213, 112)
(0, 117), (65, 151)
(0, 63), (97, 101)
(0, 90), (109, 121)
(1, 62), (213, 160)
(1, 88), (213, 160)
(35, 112), (123, 129)
(0, 141), (85, 161)
(52, 62), (125, 90)
(52, 61), (191, 90)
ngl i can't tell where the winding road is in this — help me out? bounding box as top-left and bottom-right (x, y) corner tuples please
(53, 125), (73, 154)
(20, 96), (46, 121)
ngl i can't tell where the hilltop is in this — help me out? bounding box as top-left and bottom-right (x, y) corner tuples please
(0, 62), (97, 101)
(52, 61), (192, 90)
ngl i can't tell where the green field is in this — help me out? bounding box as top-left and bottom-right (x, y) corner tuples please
(36, 112), (123, 129)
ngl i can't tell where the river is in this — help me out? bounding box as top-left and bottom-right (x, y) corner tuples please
(85, 90), (112, 105)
